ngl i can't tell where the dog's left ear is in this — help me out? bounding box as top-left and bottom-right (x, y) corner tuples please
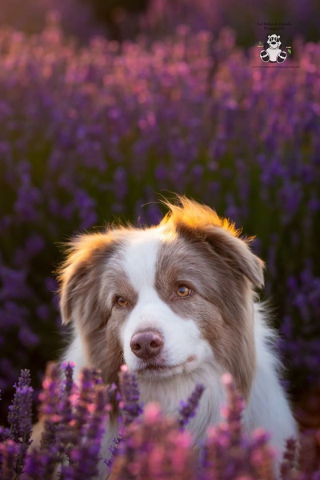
(158, 194), (265, 289)
(204, 226), (265, 289)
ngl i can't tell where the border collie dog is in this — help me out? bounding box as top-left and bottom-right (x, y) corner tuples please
(57, 194), (297, 478)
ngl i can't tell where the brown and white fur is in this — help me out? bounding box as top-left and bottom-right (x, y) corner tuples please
(35, 194), (298, 478)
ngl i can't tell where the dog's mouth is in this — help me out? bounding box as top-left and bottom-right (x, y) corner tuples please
(136, 363), (179, 372)
(136, 356), (196, 373)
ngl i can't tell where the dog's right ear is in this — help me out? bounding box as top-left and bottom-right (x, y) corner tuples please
(57, 233), (116, 326)
(58, 250), (89, 325)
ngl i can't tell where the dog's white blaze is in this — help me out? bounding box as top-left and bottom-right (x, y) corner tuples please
(122, 227), (161, 290)
(120, 228), (218, 380)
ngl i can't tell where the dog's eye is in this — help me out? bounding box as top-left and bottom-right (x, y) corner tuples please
(117, 296), (128, 307)
(176, 285), (191, 297)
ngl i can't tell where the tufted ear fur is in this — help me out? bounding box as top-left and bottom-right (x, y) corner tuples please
(159, 194), (265, 290)
(57, 233), (119, 327)
(202, 225), (265, 290)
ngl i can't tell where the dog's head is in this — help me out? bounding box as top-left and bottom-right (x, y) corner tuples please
(57, 195), (264, 403)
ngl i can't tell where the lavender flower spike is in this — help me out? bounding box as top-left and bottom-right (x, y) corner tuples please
(118, 364), (144, 428)
(221, 372), (245, 447)
(104, 364), (144, 469)
(7, 369), (33, 475)
(0, 439), (19, 480)
(178, 383), (206, 429)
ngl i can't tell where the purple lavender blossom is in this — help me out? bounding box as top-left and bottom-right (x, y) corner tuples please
(105, 364), (144, 469)
(280, 437), (297, 480)
(7, 370), (33, 475)
(178, 384), (205, 429)
(1, 367), (320, 478)
(118, 365), (144, 428)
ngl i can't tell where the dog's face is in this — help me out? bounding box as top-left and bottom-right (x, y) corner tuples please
(58, 196), (264, 401)
(267, 34), (281, 49)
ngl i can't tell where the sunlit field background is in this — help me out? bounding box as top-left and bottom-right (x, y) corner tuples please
(0, 0), (320, 441)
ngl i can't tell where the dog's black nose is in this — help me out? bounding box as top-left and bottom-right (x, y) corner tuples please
(130, 331), (164, 359)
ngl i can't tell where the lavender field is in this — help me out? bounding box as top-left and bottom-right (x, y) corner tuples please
(1, 363), (315, 479)
(0, 0), (320, 477)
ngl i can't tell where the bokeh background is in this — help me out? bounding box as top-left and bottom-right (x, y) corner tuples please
(0, 0), (320, 430)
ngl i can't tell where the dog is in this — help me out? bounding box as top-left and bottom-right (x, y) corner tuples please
(33, 194), (298, 478)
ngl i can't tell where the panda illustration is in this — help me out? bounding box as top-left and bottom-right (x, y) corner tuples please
(260, 34), (287, 63)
